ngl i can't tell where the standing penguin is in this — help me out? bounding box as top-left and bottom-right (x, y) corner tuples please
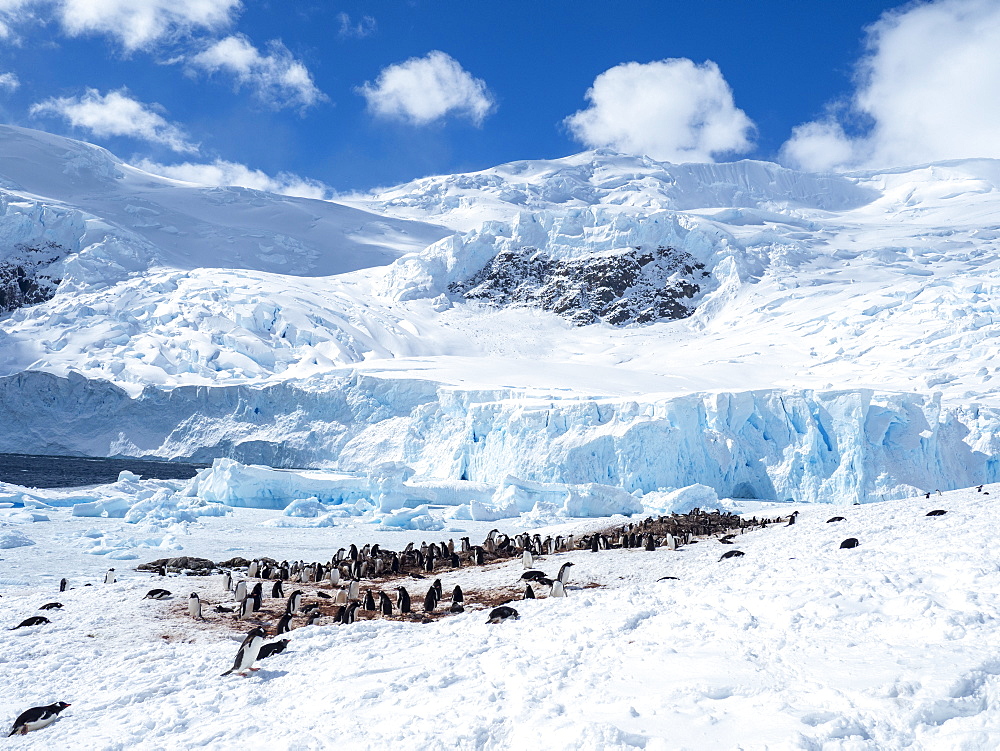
(188, 593), (203, 619)
(221, 626), (267, 676)
(275, 611), (292, 635)
(239, 596), (254, 620)
(363, 590), (376, 612)
(221, 571), (232, 592)
(423, 588), (438, 613)
(233, 581), (247, 603)
(347, 580), (360, 602)
(432, 579), (443, 599)
(397, 586), (411, 614)
(104, 569), (116, 584)
(7, 702), (70, 736)
(450, 585), (464, 613)
(550, 581), (567, 598)
(378, 592), (393, 616)
(334, 589), (348, 605)
(271, 581), (283, 599)
(287, 590), (303, 614)
(522, 550), (534, 569)
(557, 562), (575, 585)
(524, 584), (536, 599)
(59, 578), (68, 593)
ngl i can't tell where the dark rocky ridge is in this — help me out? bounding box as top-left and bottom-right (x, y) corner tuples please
(0, 242), (65, 315)
(449, 245), (708, 325)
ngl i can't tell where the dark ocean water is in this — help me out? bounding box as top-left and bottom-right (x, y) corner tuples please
(0, 452), (209, 489)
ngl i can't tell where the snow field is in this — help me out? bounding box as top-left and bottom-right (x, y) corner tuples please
(2, 485), (1000, 749)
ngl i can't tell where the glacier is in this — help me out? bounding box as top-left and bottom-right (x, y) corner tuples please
(2, 126), (1000, 509)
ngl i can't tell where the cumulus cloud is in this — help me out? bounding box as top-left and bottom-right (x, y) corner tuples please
(30, 88), (197, 153)
(189, 34), (325, 109)
(358, 50), (494, 126)
(782, 0), (1000, 172)
(135, 158), (328, 199)
(0, 0), (240, 51)
(0, 72), (19, 91)
(565, 58), (755, 163)
(337, 12), (375, 39)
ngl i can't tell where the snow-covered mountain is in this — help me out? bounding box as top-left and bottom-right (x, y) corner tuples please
(2, 125), (999, 504)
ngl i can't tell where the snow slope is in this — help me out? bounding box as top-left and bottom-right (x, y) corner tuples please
(1, 480), (999, 749)
(2, 126), (1000, 503)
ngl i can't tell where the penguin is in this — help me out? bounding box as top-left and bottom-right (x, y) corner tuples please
(524, 584), (535, 599)
(423, 588), (438, 613)
(977, 485), (984, 492)
(275, 611), (292, 635)
(450, 553), (461, 568)
(59, 578), (68, 593)
(7, 701), (70, 736)
(39, 602), (63, 611)
(214, 605), (235, 613)
(840, 538), (860, 549)
(239, 596), (254, 620)
(328, 568), (341, 586)
(233, 581), (247, 603)
(433, 579), (443, 599)
(924, 492), (931, 499)
(644, 535), (656, 551)
(334, 589), (348, 605)
(248, 561), (259, 578)
(11, 616), (51, 630)
(657, 576), (680, 581)
(926, 509), (947, 516)
(287, 590), (303, 613)
(104, 569), (116, 584)
(347, 580), (360, 602)
(316, 591), (332, 599)
(397, 586), (411, 614)
(826, 516), (846, 523)
(557, 562), (575, 584)
(271, 581), (283, 599)
(719, 534), (736, 544)
(144, 588), (172, 600)
(363, 590), (376, 611)
(379, 591), (393, 616)
(487, 606), (519, 624)
(221, 626), (267, 676)
(340, 602), (360, 624)
(221, 571), (232, 592)
(590, 536), (599, 553)
(306, 612), (321, 626)
(521, 570), (548, 582)
(449, 585), (464, 613)
(258, 639), (290, 660)
(719, 550), (745, 561)
(522, 550), (533, 569)
(188, 593), (202, 619)
(550, 581), (566, 597)
(787, 511), (799, 526)
(250, 582), (263, 604)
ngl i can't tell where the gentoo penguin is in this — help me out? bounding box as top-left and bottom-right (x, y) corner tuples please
(363, 590), (376, 611)
(340, 602), (360, 624)
(105, 569), (116, 584)
(233, 581), (247, 603)
(306, 611), (321, 626)
(423, 588), (437, 612)
(221, 571), (232, 592)
(557, 562), (574, 584)
(787, 511), (799, 526)
(379, 592), (393, 616)
(250, 582), (263, 603)
(550, 581), (566, 597)
(521, 570), (547, 582)
(287, 590), (303, 613)
(450, 585), (464, 613)
(328, 568), (340, 586)
(522, 550), (534, 569)
(486, 606), (519, 624)
(258, 639), (289, 660)
(316, 591), (332, 599)
(334, 589), (348, 605)
(248, 560), (259, 578)
(397, 586), (411, 614)
(7, 701), (70, 736)
(524, 585), (535, 599)
(271, 581), (283, 599)
(719, 550), (745, 561)
(347, 580), (360, 602)
(144, 588), (171, 600)
(826, 517), (846, 523)
(840, 538), (860, 549)
(11, 616), (51, 630)
(59, 578), (68, 593)
(926, 509), (947, 516)
(275, 611), (292, 635)
(188, 593), (202, 619)
(221, 626), (267, 676)
(450, 553), (461, 568)
(719, 534), (736, 544)
(39, 602), (63, 611)
(239, 596), (254, 620)
(433, 579), (443, 599)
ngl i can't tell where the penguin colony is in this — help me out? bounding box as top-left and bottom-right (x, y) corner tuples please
(3, 497), (972, 735)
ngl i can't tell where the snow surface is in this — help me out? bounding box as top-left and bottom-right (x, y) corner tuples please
(2, 477), (1000, 749)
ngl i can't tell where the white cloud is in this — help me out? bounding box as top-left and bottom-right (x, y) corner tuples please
(358, 50), (494, 126)
(30, 88), (197, 153)
(189, 34), (325, 109)
(0, 72), (19, 91)
(782, 0), (1000, 172)
(134, 158), (328, 199)
(336, 12), (375, 39)
(0, 0), (240, 51)
(564, 59), (755, 163)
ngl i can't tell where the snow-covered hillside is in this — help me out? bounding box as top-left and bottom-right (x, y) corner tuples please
(1, 126), (999, 503)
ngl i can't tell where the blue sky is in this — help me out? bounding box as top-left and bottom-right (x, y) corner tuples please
(0, 0), (997, 195)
